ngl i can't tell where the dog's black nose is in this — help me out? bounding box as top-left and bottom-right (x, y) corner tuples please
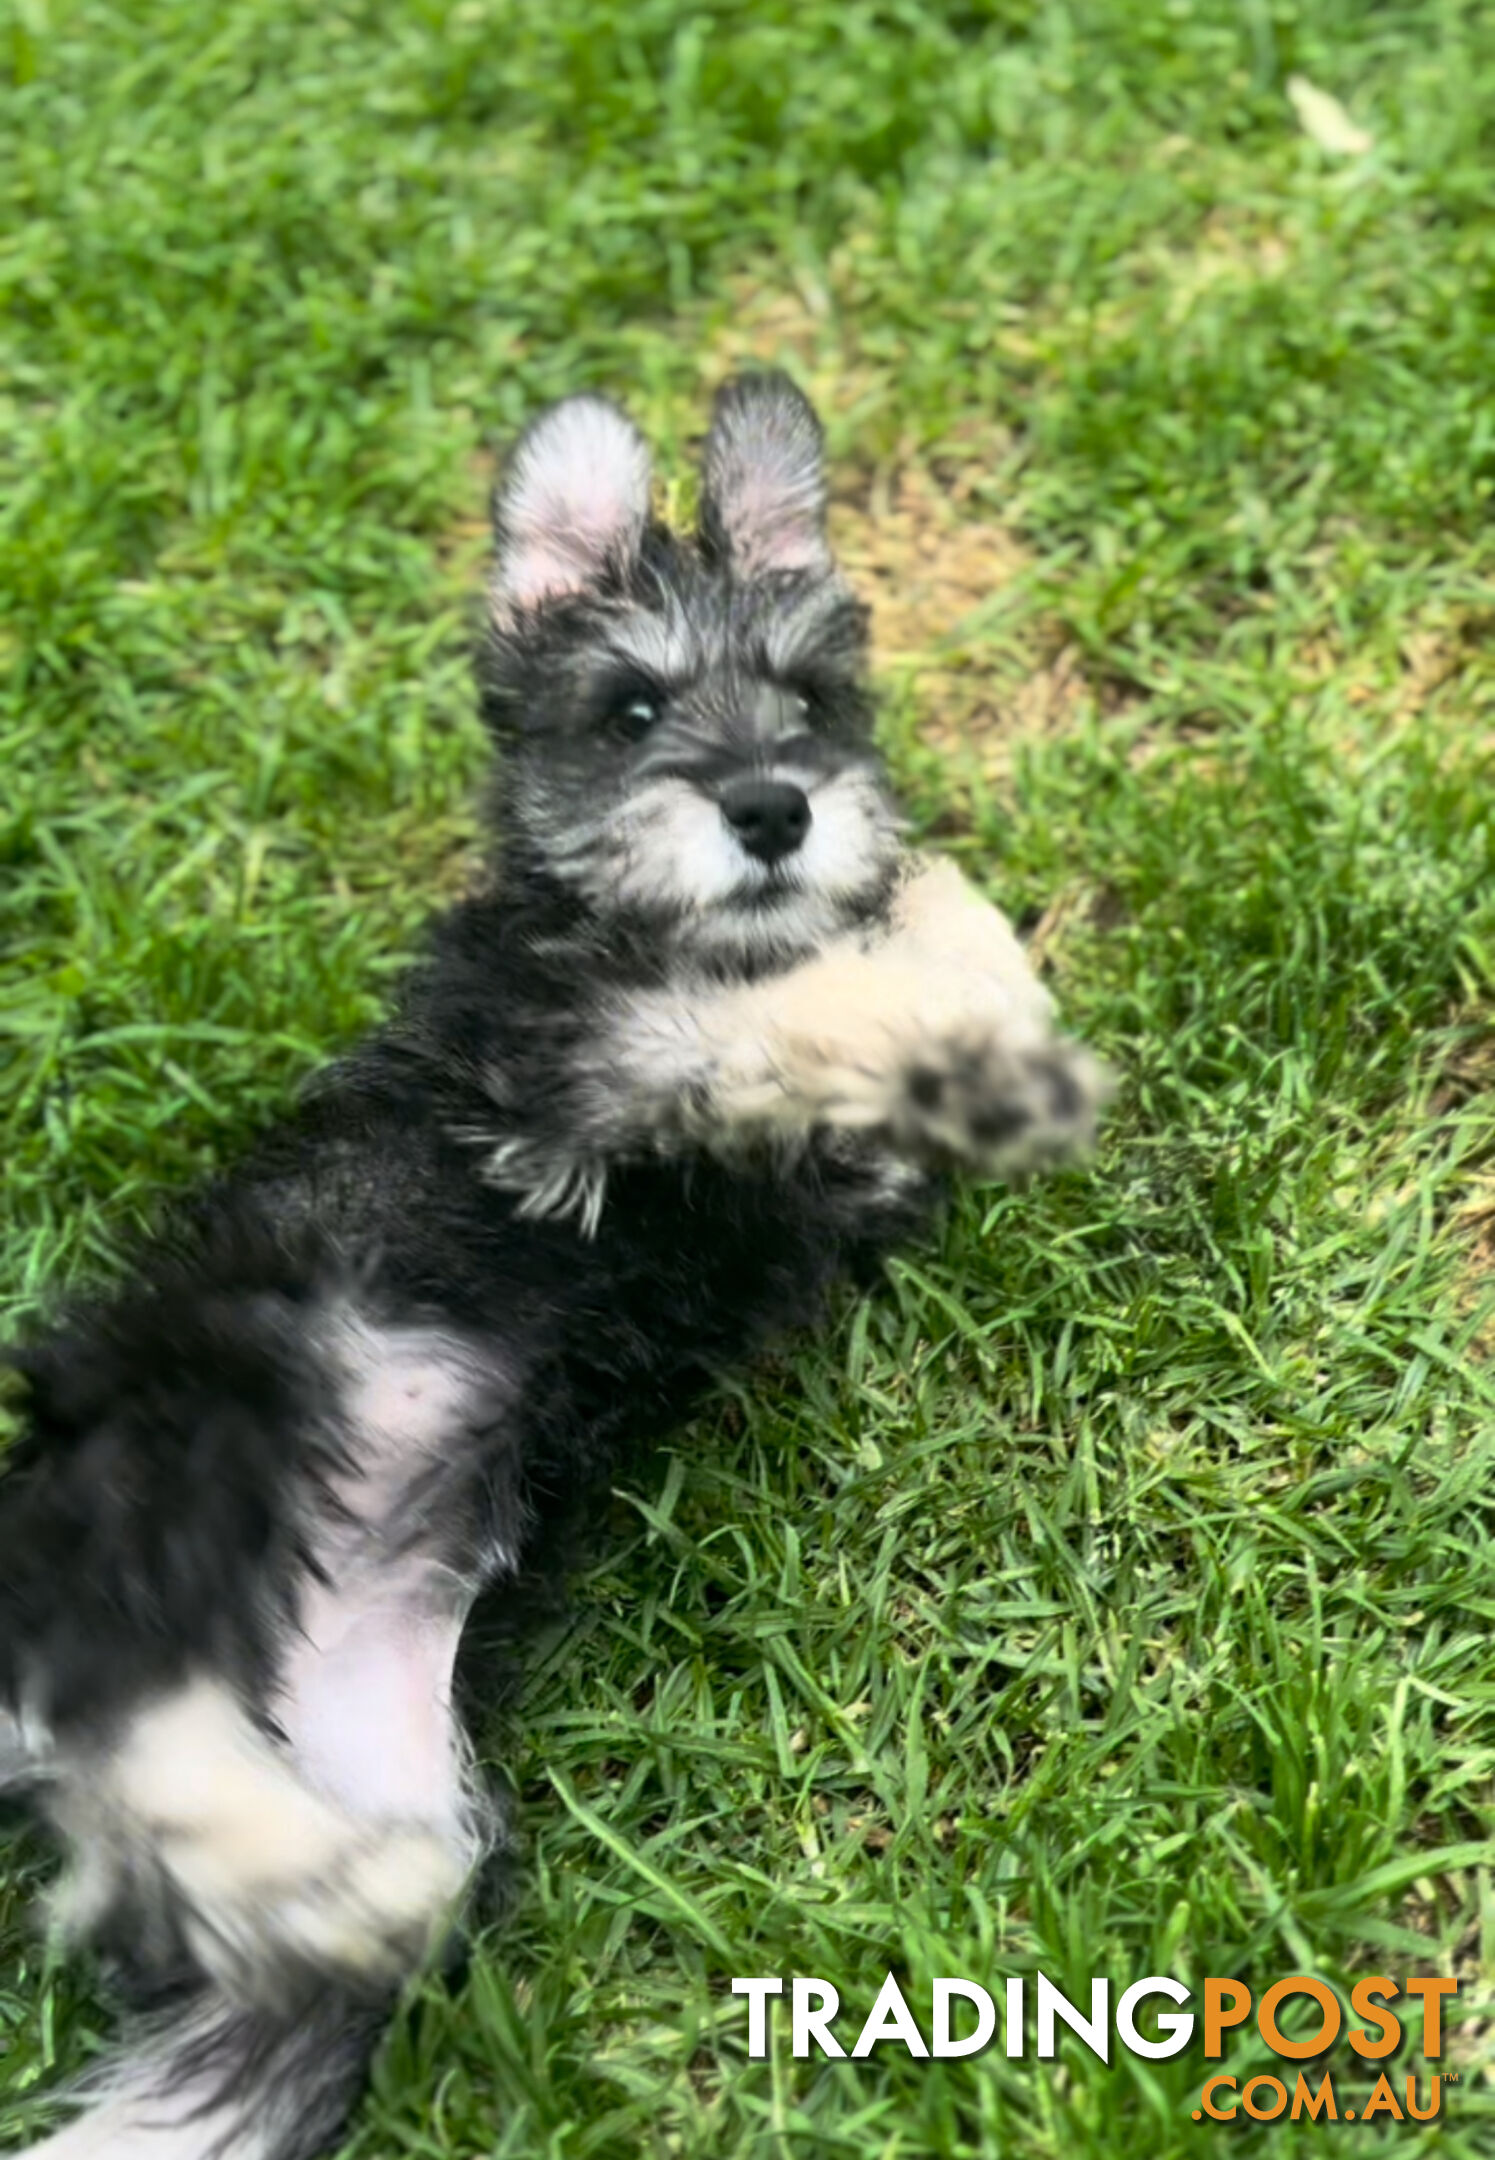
(720, 777), (812, 864)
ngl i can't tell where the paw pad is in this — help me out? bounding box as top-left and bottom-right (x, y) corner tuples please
(892, 1030), (1105, 1173)
(907, 1067), (945, 1110)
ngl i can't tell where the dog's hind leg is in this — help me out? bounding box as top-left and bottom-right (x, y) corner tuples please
(46, 1315), (503, 2010)
(269, 1553), (489, 1903)
(19, 1320), (501, 2160)
(23, 1594), (485, 2160)
(19, 1678), (462, 2153)
(49, 1672), (470, 2004)
(266, 1313), (500, 1885)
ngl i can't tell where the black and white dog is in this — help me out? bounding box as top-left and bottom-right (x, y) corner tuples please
(1, 375), (1104, 2158)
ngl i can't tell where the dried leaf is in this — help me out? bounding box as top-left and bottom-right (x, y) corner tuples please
(1286, 74), (1374, 158)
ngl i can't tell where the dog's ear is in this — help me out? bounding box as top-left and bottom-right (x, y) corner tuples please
(491, 396), (652, 616)
(699, 372), (832, 579)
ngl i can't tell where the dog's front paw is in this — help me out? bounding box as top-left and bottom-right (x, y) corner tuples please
(884, 1028), (1107, 1173)
(722, 944), (1107, 1174)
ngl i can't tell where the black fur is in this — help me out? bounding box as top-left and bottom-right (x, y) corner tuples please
(0, 960), (927, 1734)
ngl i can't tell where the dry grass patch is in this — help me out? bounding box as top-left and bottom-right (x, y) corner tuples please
(1295, 604), (1495, 741)
(705, 278), (1109, 786)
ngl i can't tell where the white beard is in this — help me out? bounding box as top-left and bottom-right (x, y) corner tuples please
(576, 767), (902, 958)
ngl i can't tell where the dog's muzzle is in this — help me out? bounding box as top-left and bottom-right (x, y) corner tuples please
(719, 776), (811, 865)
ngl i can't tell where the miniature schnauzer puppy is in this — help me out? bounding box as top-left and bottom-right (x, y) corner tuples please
(0, 374), (1105, 2159)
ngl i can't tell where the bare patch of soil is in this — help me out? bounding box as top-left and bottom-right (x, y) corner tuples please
(835, 464), (1098, 783)
(832, 463), (1057, 758)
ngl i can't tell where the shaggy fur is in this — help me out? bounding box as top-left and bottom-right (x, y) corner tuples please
(0, 374), (1104, 2159)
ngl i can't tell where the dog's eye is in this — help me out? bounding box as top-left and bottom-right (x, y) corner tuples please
(610, 691), (662, 740)
(787, 681), (828, 725)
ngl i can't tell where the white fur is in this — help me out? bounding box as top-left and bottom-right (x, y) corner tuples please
(759, 579), (857, 675)
(705, 396), (830, 576)
(20, 2061), (276, 2160)
(588, 765), (900, 959)
(273, 1317), (500, 1844)
(48, 1324), (501, 2010)
(21, 1323), (506, 2156)
(470, 854), (1102, 1235)
(0, 1704), (33, 1786)
(493, 397), (651, 614)
(17, 1997), (325, 2160)
(46, 1678), (463, 2004)
(607, 603), (698, 683)
(479, 1135), (608, 1233)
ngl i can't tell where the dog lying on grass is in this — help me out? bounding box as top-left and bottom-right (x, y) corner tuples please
(0, 374), (1105, 2159)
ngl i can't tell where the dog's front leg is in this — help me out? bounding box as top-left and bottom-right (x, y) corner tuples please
(571, 857), (1104, 1176)
(839, 849), (1110, 1165)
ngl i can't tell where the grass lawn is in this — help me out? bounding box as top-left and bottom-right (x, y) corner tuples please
(4, 0), (1495, 2152)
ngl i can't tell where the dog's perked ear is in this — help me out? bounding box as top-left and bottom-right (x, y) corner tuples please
(699, 372), (833, 580)
(490, 395), (652, 617)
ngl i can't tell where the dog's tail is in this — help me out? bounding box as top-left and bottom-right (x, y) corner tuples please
(20, 1987), (390, 2160)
